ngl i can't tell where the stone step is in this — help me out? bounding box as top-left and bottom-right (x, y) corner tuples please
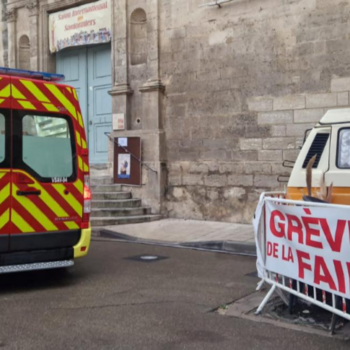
(91, 215), (161, 227)
(92, 199), (142, 209)
(91, 207), (151, 218)
(92, 192), (132, 200)
(91, 184), (122, 192)
(90, 176), (113, 185)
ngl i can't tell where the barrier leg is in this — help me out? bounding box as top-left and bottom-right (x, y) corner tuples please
(256, 279), (264, 291)
(276, 288), (289, 306)
(255, 284), (276, 315)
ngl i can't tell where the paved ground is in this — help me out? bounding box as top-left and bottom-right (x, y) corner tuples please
(102, 218), (255, 244)
(0, 240), (348, 349)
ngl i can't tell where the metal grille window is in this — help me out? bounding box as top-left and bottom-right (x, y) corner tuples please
(302, 133), (329, 169)
(338, 129), (350, 169)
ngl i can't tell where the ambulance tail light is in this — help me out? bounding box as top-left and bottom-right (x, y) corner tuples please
(82, 174), (91, 229)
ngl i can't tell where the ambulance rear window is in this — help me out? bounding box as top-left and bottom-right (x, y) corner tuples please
(22, 115), (73, 179)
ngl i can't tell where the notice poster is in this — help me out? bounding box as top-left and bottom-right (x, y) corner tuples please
(265, 200), (350, 299)
(49, 0), (111, 53)
(118, 154), (131, 179)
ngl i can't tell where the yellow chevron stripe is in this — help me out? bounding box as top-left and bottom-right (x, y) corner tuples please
(12, 171), (69, 218)
(11, 84), (26, 99)
(0, 209), (9, 230)
(13, 184), (58, 231)
(84, 162), (89, 172)
(12, 209), (34, 233)
(73, 89), (78, 100)
(64, 221), (79, 230)
(0, 85), (10, 98)
(78, 156), (83, 171)
(21, 80), (50, 102)
(18, 100), (36, 110)
(45, 84), (77, 119)
(74, 179), (84, 194)
(78, 112), (84, 128)
(53, 184), (82, 216)
(82, 138), (87, 149)
(0, 99), (4, 105)
(76, 131), (81, 147)
(0, 172), (7, 180)
(0, 183), (10, 205)
(66, 87), (72, 94)
(43, 103), (59, 112)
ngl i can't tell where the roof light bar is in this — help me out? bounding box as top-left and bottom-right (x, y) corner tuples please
(0, 67), (65, 82)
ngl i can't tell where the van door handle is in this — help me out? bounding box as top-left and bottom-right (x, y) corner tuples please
(17, 190), (41, 196)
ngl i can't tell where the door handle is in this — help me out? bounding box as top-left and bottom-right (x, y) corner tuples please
(17, 190), (41, 196)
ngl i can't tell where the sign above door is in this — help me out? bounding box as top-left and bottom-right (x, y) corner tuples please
(49, 0), (111, 53)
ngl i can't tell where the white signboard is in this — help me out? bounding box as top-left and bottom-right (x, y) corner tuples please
(113, 113), (125, 130)
(265, 200), (350, 299)
(49, 0), (111, 53)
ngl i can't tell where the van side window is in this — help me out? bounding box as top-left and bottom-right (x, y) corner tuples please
(22, 115), (73, 178)
(338, 129), (350, 168)
(0, 114), (5, 163)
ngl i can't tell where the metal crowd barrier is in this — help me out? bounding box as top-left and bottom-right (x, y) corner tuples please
(254, 192), (350, 333)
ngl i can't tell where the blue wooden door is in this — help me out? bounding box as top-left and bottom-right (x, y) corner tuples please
(87, 45), (112, 164)
(56, 49), (88, 128)
(56, 45), (112, 164)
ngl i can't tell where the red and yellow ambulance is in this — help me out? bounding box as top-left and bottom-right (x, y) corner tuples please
(0, 67), (91, 273)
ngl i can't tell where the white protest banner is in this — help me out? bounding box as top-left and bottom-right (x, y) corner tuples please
(49, 0), (111, 53)
(266, 200), (350, 299)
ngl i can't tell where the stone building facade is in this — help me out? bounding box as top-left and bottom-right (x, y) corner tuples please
(2, 0), (350, 223)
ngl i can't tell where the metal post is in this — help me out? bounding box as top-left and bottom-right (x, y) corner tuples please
(255, 284), (276, 315)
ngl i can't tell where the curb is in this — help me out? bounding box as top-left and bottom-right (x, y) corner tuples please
(98, 229), (257, 257)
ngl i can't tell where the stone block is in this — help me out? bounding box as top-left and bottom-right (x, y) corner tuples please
(273, 95), (305, 111)
(245, 126), (271, 138)
(271, 163), (292, 175)
(263, 137), (295, 150)
(258, 150), (282, 161)
(227, 175), (253, 186)
(219, 162), (245, 174)
(258, 111), (293, 125)
(189, 163), (209, 174)
(294, 109), (324, 123)
(204, 174), (227, 187)
(200, 150), (231, 161)
(244, 162), (272, 175)
(283, 150), (300, 161)
(247, 97), (273, 112)
(168, 174), (182, 186)
(240, 138), (262, 150)
(306, 93), (337, 108)
(286, 124), (315, 137)
(338, 92), (349, 106)
(195, 69), (221, 82)
(223, 187), (246, 200)
(271, 126), (286, 137)
(183, 174), (204, 186)
(331, 77), (350, 92)
(231, 151), (258, 161)
(254, 175), (279, 188)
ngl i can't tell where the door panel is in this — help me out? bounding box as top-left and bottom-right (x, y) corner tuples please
(88, 45), (112, 164)
(56, 49), (88, 129)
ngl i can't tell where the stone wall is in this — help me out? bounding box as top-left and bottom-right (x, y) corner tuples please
(161, 0), (350, 223)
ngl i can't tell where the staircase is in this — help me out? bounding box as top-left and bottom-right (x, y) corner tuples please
(90, 177), (161, 230)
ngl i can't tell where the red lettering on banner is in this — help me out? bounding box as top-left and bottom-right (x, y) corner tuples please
(287, 214), (303, 244)
(314, 256), (337, 291)
(296, 250), (311, 279)
(302, 216), (323, 249)
(282, 245), (294, 262)
(319, 219), (346, 253)
(273, 243), (278, 258)
(334, 260), (346, 294)
(270, 210), (285, 238)
(267, 242), (272, 256)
